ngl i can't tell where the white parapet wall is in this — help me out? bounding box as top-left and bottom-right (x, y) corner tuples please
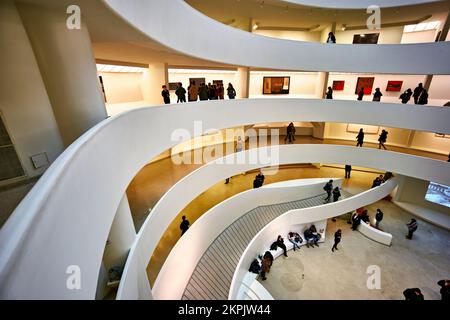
(152, 178), (341, 300)
(229, 177), (399, 299)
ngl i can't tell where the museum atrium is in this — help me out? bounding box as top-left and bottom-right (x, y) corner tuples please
(0, 0), (449, 301)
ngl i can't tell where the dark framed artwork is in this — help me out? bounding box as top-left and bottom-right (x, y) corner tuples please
(355, 77), (375, 95)
(213, 80), (223, 86)
(386, 81), (403, 92)
(352, 33), (379, 44)
(168, 82), (179, 90)
(332, 80), (345, 91)
(263, 77), (290, 94)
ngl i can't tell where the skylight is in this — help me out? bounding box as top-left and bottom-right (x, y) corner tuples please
(96, 64), (146, 73)
(403, 21), (440, 33)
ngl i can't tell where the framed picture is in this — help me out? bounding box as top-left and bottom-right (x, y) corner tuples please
(355, 77), (375, 95)
(347, 124), (379, 134)
(352, 33), (379, 44)
(332, 80), (345, 91)
(213, 80), (223, 86)
(386, 81), (403, 92)
(168, 82), (179, 90)
(263, 77), (290, 94)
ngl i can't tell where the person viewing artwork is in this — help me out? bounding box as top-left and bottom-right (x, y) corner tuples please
(357, 87), (365, 101)
(325, 86), (333, 99)
(227, 83), (236, 99)
(413, 83), (424, 104)
(208, 84), (217, 100)
(378, 129), (388, 150)
(235, 136), (244, 152)
(198, 83), (209, 101)
(175, 82), (186, 103)
(161, 85), (170, 104)
(326, 32), (336, 43)
(372, 88), (383, 102)
(332, 187), (341, 202)
(217, 83), (224, 100)
(399, 88), (413, 104)
(180, 215), (190, 236)
(418, 89), (428, 105)
(356, 128), (364, 147)
(284, 122), (296, 143)
(187, 81), (198, 102)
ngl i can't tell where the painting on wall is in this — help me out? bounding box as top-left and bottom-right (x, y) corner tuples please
(386, 81), (403, 92)
(355, 77), (375, 95)
(352, 33), (379, 44)
(168, 82), (179, 90)
(332, 80), (345, 91)
(213, 80), (223, 87)
(263, 77), (290, 94)
(347, 124), (380, 134)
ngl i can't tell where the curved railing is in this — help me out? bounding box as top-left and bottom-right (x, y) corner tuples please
(103, 0), (450, 74)
(0, 99), (449, 299)
(280, 0), (446, 9)
(229, 177), (399, 299)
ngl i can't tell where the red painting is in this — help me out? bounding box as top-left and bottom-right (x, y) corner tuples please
(332, 80), (345, 91)
(386, 81), (403, 92)
(355, 77), (375, 95)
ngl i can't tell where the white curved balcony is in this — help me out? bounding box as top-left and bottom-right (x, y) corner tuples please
(0, 99), (449, 299)
(280, 0), (446, 9)
(103, 0), (450, 74)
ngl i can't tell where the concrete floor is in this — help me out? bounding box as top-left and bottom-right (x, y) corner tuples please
(258, 200), (450, 300)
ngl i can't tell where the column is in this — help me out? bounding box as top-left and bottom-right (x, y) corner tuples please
(16, 3), (108, 146)
(141, 62), (169, 105)
(102, 194), (136, 272)
(235, 67), (250, 99)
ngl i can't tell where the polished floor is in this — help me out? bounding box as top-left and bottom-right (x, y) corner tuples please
(258, 199), (450, 300)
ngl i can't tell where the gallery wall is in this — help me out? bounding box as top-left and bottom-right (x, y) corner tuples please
(98, 72), (143, 104)
(335, 26), (404, 44)
(254, 29), (321, 42)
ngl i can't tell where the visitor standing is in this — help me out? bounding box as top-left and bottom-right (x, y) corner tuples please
(161, 85), (170, 104)
(175, 82), (186, 103)
(326, 32), (336, 43)
(406, 218), (418, 239)
(356, 128), (364, 147)
(345, 165), (352, 179)
(198, 83), (209, 101)
(326, 86), (333, 99)
(332, 229), (342, 252)
(372, 88), (383, 102)
(227, 83), (236, 99)
(284, 122), (296, 143)
(375, 209), (383, 229)
(400, 88), (413, 104)
(357, 87), (364, 101)
(332, 187), (341, 202)
(217, 83), (224, 100)
(188, 81), (198, 102)
(413, 83), (423, 104)
(180, 215), (190, 236)
(418, 89), (428, 105)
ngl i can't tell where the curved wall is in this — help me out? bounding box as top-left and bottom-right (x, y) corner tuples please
(229, 177), (399, 299)
(0, 99), (449, 299)
(152, 178), (342, 300)
(280, 0), (445, 9)
(118, 142), (449, 300)
(104, 0), (450, 74)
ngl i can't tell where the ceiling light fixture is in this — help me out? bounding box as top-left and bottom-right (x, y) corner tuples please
(253, 23), (259, 30)
(341, 24), (347, 31)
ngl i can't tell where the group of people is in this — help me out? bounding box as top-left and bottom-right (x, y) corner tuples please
(161, 82), (236, 104)
(355, 128), (389, 150)
(323, 179), (341, 204)
(403, 280), (449, 300)
(400, 83), (428, 105)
